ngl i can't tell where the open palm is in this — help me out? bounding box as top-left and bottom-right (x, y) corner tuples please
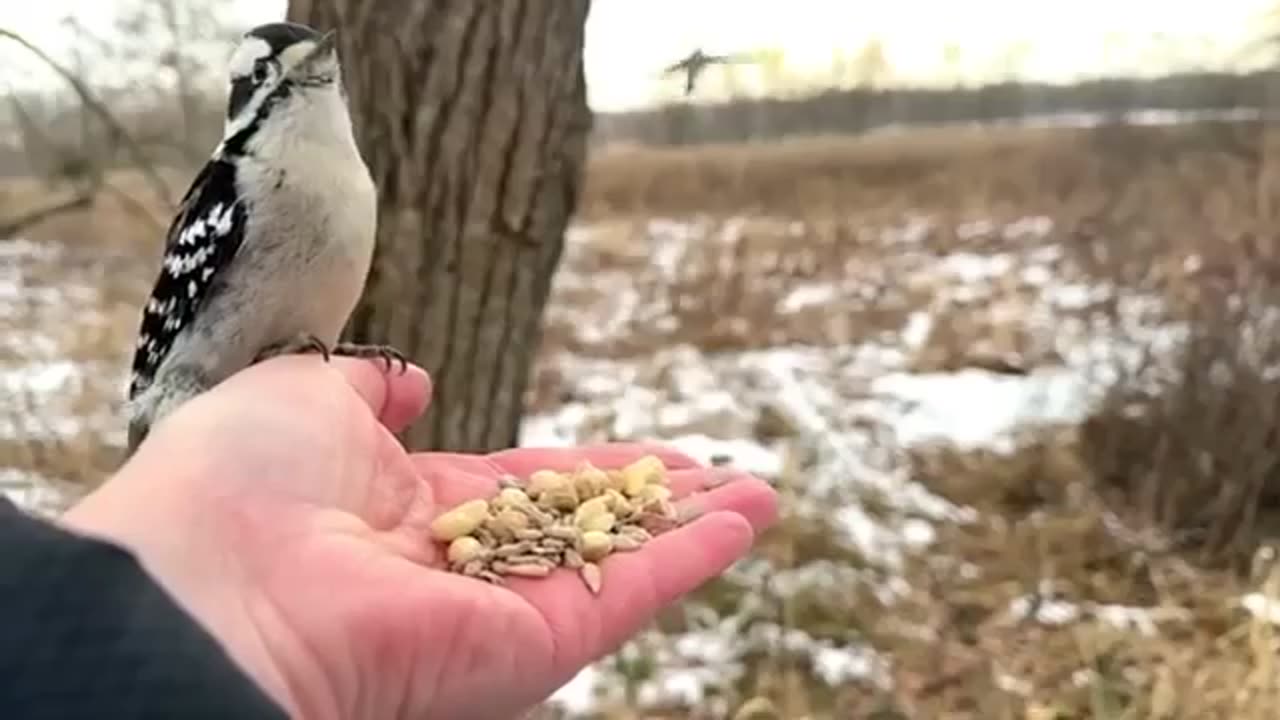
(83, 356), (777, 720)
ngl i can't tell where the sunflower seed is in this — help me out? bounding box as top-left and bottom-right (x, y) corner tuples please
(499, 562), (554, 578)
(580, 562), (603, 594)
(580, 531), (613, 561)
(430, 499), (491, 541)
(447, 536), (486, 564)
(434, 455), (679, 594)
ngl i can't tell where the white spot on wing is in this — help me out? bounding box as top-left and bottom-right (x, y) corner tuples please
(212, 203), (238, 235)
(163, 244), (215, 277)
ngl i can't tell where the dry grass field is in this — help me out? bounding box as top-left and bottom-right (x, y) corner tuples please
(8, 119), (1280, 718)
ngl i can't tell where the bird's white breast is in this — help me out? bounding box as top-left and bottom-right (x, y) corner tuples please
(237, 142), (377, 347)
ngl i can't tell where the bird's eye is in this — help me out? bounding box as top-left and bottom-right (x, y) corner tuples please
(251, 62), (269, 83)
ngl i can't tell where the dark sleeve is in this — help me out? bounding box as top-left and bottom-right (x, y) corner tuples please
(0, 497), (289, 720)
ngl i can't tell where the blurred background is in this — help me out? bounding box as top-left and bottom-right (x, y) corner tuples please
(7, 1), (1280, 718)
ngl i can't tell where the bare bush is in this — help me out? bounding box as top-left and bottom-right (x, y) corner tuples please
(1080, 255), (1280, 569)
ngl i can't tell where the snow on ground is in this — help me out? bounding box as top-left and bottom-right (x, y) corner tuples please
(0, 467), (67, 517)
(533, 215), (1191, 714)
(874, 367), (1093, 451)
(0, 215), (1190, 715)
(869, 107), (1262, 137)
(0, 236), (129, 506)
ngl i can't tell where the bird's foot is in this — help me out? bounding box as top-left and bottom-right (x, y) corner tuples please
(254, 333), (332, 363)
(332, 342), (410, 374)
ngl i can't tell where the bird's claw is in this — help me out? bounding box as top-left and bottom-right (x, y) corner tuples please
(254, 334), (332, 363)
(254, 337), (407, 374)
(332, 342), (410, 374)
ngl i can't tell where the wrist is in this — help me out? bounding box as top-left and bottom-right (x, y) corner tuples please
(59, 451), (300, 717)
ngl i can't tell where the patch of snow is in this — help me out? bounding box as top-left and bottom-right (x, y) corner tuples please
(882, 215), (934, 246)
(956, 219), (995, 240)
(519, 405), (591, 448)
(2, 360), (82, 395)
(0, 468), (67, 517)
(899, 311), (933, 350)
(778, 283), (839, 313)
(814, 644), (882, 685)
(1085, 599), (1167, 632)
(1242, 592), (1280, 625)
(869, 107), (1261, 135)
(1003, 216), (1054, 239)
(549, 667), (603, 716)
(1044, 281), (1108, 310)
(1008, 594), (1081, 625)
(873, 367), (1096, 450)
(0, 237), (61, 260)
(995, 671), (1034, 695)
(937, 252), (1016, 284)
(664, 434), (784, 477)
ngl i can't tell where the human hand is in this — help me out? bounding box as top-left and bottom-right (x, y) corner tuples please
(62, 356), (778, 719)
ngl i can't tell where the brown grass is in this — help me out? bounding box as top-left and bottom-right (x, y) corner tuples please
(569, 121), (1280, 719)
(581, 120), (1272, 238)
(9, 119), (1280, 718)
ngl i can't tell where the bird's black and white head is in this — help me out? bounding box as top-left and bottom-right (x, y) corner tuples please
(219, 21), (352, 156)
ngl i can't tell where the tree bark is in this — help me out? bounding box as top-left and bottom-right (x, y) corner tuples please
(287, 0), (592, 451)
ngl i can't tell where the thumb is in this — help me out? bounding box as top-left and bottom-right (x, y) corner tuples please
(329, 357), (432, 434)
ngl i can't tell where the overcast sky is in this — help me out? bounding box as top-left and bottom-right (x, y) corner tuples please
(1, 0), (1276, 111)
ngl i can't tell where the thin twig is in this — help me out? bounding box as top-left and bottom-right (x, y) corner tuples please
(6, 91), (57, 159)
(0, 193), (94, 237)
(3, 87), (166, 233)
(0, 89), (105, 234)
(98, 179), (166, 232)
(0, 27), (176, 210)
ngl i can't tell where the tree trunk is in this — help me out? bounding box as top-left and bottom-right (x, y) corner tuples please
(287, 0), (592, 451)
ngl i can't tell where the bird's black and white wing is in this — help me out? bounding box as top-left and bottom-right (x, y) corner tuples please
(128, 159), (247, 399)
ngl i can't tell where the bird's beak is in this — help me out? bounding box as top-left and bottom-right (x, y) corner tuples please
(313, 30), (337, 58)
(289, 30), (338, 76)
(283, 30), (339, 83)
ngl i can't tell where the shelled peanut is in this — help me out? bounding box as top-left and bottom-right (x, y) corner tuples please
(428, 454), (681, 594)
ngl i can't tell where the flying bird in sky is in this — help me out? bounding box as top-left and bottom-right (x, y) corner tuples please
(662, 48), (757, 96)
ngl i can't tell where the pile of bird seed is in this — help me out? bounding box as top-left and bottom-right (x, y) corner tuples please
(429, 454), (682, 594)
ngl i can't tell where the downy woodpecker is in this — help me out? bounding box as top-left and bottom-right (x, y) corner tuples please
(125, 21), (404, 455)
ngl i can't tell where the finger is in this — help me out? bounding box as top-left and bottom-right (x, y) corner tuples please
(514, 510), (758, 674)
(670, 475), (779, 532)
(615, 509), (758, 608)
(487, 442), (702, 477)
(665, 467), (760, 500)
(504, 479), (777, 676)
(329, 357), (432, 434)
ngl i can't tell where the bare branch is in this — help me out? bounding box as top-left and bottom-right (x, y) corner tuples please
(156, 0), (206, 165)
(0, 90), (103, 235)
(4, 89), (167, 235)
(0, 192), (94, 238)
(0, 27), (177, 210)
(6, 91), (58, 160)
(98, 179), (167, 233)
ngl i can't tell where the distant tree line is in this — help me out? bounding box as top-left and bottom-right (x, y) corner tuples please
(7, 68), (1280, 180)
(593, 70), (1280, 147)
